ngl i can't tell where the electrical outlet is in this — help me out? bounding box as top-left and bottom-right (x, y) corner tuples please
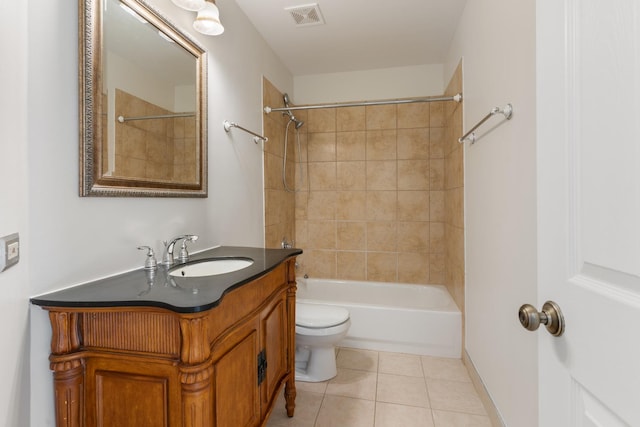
(0, 233), (19, 272)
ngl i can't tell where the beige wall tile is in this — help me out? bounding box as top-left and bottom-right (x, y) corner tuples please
(430, 253), (445, 284)
(366, 160), (397, 190)
(308, 220), (337, 249)
(430, 102), (446, 127)
(398, 160), (429, 190)
(307, 191), (336, 220)
(303, 250), (337, 279)
(263, 152), (282, 190)
(308, 162), (337, 190)
(337, 222), (366, 250)
(337, 161), (366, 190)
(367, 252), (398, 282)
(366, 130), (397, 160)
(337, 106), (366, 131)
(367, 222), (397, 252)
(451, 187), (464, 229)
(337, 131), (366, 161)
(397, 222), (430, 253)
(397, 128), (429, 160)
(366, 191), (397, 221)
(430, 159), (445, 190)
(430, 127), (445, 159)
(295, 220), (308, 248)
(308, 132), (337, 162)
(397, 253), (430, 284)
(397, 103), (430, 129)
(397, 191), (430, 222)
(308, 108), (336, 132)
(366, 105), (397, 130)
(336, 191), (367, 220)
(295, 191), (308, 219)
(430, 222), (445, 254)
(337, 251), (366, 280)
(430, 190), (445, 222)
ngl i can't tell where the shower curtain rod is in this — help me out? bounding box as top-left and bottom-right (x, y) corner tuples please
(263, 93), (462, 114)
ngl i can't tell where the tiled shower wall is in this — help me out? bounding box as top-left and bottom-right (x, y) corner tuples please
(263, 79), (297, 248)
(263, 66), (463, 311)
(443, 63), (464, 314)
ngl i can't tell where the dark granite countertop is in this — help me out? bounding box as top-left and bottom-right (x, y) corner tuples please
(30, 246), (302, 313)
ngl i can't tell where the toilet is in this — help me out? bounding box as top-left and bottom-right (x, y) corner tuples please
(295, 302), (351, 382)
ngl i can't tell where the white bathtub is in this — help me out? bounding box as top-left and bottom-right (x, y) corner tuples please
(296, 277), (461, 358)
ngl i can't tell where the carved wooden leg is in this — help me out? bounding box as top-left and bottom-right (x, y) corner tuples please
(180, 366), (214, 427)
(179, 315), (213, 427)
(286, 259), (297, 417)
(284, 378), (296, 417)
(48, 311), (84, 427)
(51, 359), (84, 427)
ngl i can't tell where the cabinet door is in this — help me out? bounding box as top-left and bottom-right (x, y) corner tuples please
(260, 293), (288, 414)
(85, 357), (181, 427)
(212, 317), (261, 427)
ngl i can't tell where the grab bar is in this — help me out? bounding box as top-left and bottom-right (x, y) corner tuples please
(223, 120), (268, 144)
(459, 103), (513, 144)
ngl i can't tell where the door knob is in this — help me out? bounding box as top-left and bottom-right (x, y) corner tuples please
(518, 301), (565, 337)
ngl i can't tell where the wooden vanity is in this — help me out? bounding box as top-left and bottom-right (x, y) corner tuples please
(31, 246), (301, 427)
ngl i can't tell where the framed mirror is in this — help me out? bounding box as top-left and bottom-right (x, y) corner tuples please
(79, 0), (208, 197)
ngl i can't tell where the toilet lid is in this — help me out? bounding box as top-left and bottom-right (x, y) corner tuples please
(296, 303), (350, 328)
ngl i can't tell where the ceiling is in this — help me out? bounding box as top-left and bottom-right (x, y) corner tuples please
(233, 0), (468, 76)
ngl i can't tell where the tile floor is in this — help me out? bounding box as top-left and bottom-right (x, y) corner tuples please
(267, 348), (493, 427)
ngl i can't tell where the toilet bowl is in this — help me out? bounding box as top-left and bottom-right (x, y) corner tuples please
(295, 302), (351, 382)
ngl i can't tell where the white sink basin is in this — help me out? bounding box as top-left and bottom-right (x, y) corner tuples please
(169, 258), (253, 278)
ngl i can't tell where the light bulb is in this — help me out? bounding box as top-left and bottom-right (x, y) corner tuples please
(171, 0), (206, 12)
(193, 2), (225, 35)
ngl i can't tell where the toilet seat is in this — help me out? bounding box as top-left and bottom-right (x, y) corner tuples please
(296, 303), (350, 328)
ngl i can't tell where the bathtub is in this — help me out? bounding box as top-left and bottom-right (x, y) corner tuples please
(296, 277), (461, 358)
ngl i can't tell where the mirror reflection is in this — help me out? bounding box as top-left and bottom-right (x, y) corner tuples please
(80, 0), (208, 197)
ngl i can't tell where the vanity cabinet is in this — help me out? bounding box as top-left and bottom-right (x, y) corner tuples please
(38, 254), (298, 427)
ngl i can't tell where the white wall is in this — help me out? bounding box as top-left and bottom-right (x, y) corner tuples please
(293, 64), (445, 104)
(444, 1), (537, 426)
(23, 0), (292, 425)
(0, 0), (30, 425)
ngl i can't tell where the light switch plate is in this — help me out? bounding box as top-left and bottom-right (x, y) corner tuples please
(0, 233), (19, 272)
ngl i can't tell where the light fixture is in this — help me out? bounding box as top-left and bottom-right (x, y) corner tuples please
(170, 0), (206, 12)
(192, 0), (225, 36)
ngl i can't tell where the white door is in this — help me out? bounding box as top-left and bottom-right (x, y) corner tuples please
(536, 0), (640, 425)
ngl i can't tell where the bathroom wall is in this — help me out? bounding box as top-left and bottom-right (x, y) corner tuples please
(445, 1), (538, 426)
(24, 0), (293, 425)
(0, 0), (30, 425)
(294, 64), (445, 104)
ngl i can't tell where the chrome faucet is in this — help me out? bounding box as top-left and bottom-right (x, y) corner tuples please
(162, 235), (198, 265)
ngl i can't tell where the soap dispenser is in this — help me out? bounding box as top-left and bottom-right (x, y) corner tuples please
(137, 246), (158, 270)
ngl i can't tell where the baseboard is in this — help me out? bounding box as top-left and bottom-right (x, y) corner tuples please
(463, 350), (506, 427)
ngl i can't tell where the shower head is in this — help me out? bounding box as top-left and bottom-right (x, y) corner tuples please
(282, 94), (304, 128)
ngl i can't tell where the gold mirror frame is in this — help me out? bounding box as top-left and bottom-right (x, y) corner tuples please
(79, 0), (208, 197)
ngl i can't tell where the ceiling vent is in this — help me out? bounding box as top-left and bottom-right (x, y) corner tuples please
(285, 3), (325, 26)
